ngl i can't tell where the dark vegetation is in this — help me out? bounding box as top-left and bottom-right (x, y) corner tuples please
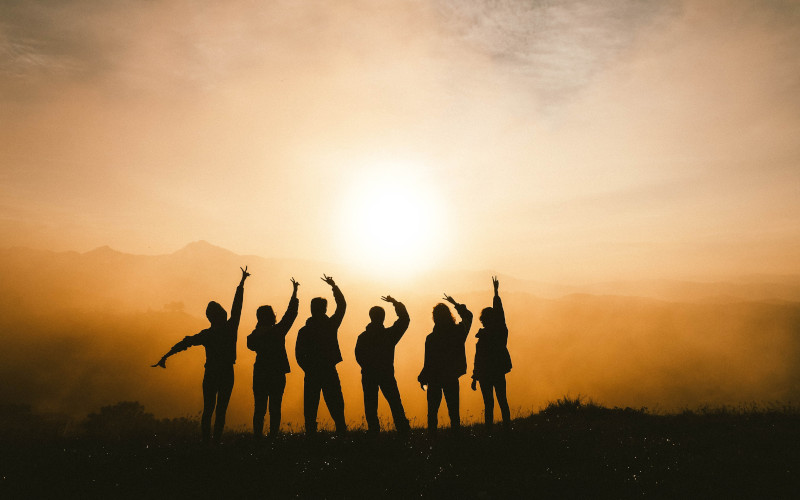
(1, 397), (798, 499)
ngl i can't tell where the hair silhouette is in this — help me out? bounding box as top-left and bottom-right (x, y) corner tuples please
(418, 294), (473, 436)
(248, 278), (299, 438)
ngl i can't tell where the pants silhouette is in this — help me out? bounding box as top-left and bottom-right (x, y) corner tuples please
(253, 372), (286, 436)
(304, 367), (346, 433)
(479, 375), (510, 432)
(202, 365), (234, 443)
(426, 378), (460, 433)
(362, 374), (410, 433)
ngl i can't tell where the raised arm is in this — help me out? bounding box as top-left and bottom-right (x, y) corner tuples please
(443, 293), (472, 341)
(322, 274), (346, 328)
(492, 276), (508, 339)
(277, 278), (300, 335)
(382, 295), (410, 344)
(228, 266), (250, 331)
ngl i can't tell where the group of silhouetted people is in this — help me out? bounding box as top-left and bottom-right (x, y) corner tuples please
(153, 268), (512, 443)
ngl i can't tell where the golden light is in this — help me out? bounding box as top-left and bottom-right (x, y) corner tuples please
(337, 162), (446, 278)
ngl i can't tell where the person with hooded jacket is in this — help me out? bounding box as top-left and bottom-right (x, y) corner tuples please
(470, 276), (512, 433)
(418, 294), (472, 436)
(152, 266), (250, 443)
(355, 295), (411, 435)
(295, 275), (347, 435)
(247, 278), (299, 437)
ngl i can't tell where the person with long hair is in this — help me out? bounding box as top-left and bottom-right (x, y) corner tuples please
(247, 278), (299, 438)
(418, 294), (472, 436)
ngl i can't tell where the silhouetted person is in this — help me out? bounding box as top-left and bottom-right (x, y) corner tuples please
(418, 294), (472, 436)
(152, 266), (250, 443)
(470, 276), (512, 433)
(295, 275), (347, 435)
(355, 295), (411, 435)
(247, 278), (299, 438)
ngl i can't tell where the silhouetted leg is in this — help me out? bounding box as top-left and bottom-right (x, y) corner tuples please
(321, 367), (347, 434)
(427, 383), (443, 435)
(201, 369), (217, 443)
(442, 378), (460, 431)
(362, 374), (380, 433)
(479, 378), (494, 433)
(380, 376), (409, 433)
(212, 366), (234, 443)
(253, 368), (267, 437)
(268, 374), (286, 436)
(495, 375), (511, 429)
(304, 372), (321, 434)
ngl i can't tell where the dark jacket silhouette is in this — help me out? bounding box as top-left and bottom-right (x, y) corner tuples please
(418, 298), (472, 435)
(355, 297), (410, 433)
(471, 277), (512, 433)
(472, 295), (512, 381)
(418, 304), (472, 385)
(153, 267), (249, 443)
(248, 297), (298, 374)
(247, 281), (299, 437)
(295, 276), (347, 434)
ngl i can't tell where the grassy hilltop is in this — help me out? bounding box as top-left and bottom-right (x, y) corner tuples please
(2, 397), (799, 499)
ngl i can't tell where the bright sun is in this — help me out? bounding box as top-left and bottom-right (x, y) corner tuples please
(338, 164), (445, 277)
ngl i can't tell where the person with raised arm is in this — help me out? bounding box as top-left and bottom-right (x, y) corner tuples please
(152, 266), (250, 443)
(418, 293), (472, 436)
(295, 275), (347, 436)
(247, 278), (300, 438)
(355, 295), (411, 436)
(471, 276), (512, 434)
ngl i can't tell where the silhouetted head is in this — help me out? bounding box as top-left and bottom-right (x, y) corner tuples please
(369, 306), (385, 325)
(310, 297), (328, 318)
(206, 301), (227, 326)
(480, 307), (494, 327)
(432, 303), (455, 326)
(257, 305), (276, 326)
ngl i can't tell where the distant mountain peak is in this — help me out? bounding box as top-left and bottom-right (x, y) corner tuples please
(83, 245), (121, 256)
(173, 240), (236, 257)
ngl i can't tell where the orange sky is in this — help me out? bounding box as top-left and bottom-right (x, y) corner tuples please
(1, 0), (799, 284)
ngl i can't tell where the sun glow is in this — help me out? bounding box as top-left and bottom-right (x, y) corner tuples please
(338, 163), (446, 277)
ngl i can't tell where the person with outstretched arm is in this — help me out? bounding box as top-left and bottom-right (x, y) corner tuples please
(471, 276), (512, 433)
(247, 278), (299, 438)
(295, 275), (347, 436)
(355, 295), (411, 436)
(418, 293), (472, 436)
(152, 266), (250, 443)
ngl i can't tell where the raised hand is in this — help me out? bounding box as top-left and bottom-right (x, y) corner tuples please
(240, 266), (251, 281)
(291, 277), (300, 291)
(492, 275), (499, 293)
(443, 293), (457, 306)
(381, 295), (397, 304)
(321, 274), (336, 287)
(152, 357), (167, 369)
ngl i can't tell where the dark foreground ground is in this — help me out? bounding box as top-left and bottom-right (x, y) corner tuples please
(1, 398), (798, 499)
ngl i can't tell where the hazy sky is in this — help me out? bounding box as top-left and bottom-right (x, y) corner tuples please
(2, 0), (799, 283)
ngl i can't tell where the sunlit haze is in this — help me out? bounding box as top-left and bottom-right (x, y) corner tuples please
(2, 0), (798, 283)
(337, 161), (447, 278)
(2, 0), (800, 428)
